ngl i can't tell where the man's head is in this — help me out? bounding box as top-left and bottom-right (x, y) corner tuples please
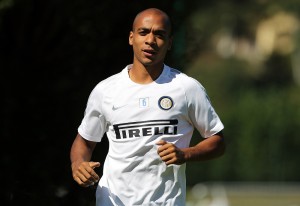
(129, 8), (173, 68)
(132, 8), (172, 36)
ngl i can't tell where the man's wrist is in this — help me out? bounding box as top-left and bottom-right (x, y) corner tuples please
(182, 148), (193, 162)
(71, 160), (84, 171)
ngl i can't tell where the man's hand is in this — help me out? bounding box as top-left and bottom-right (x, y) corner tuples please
(71, 161), (100, 187)
(157, 132), (225, 165)
(156, 140), (186, 165)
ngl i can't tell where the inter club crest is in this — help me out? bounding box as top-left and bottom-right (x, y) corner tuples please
(158, 96), (173, 110)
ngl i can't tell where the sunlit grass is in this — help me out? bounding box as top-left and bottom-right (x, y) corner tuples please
(186, 182), (300, 206)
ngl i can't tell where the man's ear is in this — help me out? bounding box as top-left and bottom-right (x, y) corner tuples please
(129, 31), (133, 46)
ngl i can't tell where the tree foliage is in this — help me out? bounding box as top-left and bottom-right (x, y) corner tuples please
(184, 0), (300, 184)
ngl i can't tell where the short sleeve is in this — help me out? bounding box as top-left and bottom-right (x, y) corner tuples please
(78, 85), (107, 142)
(186, 78), (224, 138)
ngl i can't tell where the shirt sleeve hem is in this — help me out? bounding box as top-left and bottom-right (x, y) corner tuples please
(78, 128), (102, 142)
(203, 124), (224, 138)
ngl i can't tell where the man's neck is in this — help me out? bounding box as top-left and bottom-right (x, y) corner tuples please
(129, 62), (164, 84)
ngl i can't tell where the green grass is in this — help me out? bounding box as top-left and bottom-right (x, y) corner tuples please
(186, 182), (300, 206)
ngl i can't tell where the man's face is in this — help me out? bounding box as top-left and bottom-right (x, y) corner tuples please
(129, 11), (172, 67)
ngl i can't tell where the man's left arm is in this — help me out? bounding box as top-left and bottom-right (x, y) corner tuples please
(156, 131), (225, 165)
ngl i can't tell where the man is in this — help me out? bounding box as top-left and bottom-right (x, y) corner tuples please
(70, 8), (225, 206)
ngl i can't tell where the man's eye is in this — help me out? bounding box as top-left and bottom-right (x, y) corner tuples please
(155, 33), (166, 39)
(139, 32), (147, 36)
(154, 31), (166, 37)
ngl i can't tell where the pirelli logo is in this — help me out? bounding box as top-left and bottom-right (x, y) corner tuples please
(113, 119), (178, 139)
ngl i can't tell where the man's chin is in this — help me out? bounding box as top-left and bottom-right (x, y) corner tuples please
(136, 57), (162, 67)
(141, 59), (160, 66)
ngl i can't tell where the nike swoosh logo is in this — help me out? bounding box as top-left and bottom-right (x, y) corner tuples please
(112, 104), (127, 111)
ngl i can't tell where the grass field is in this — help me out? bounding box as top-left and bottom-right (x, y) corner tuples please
(186, 182), (300, 206)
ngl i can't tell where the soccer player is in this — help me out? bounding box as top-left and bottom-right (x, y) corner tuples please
(70, 8), (225, 206)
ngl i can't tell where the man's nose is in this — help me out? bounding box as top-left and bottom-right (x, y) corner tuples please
(146, 33), (156, 45)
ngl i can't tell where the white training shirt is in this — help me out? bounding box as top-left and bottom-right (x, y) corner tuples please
(78, 64), (224, 206)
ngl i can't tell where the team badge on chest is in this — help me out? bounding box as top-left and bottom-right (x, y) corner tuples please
(158, 96), (173, 110)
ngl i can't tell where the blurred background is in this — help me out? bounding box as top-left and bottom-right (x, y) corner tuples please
(1, 0), (300, 205)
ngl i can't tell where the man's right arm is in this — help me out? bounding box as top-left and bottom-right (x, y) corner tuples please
(70, 133), (100, 187)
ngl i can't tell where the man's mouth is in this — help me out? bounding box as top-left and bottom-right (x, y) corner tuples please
(143, 49), (157, 57)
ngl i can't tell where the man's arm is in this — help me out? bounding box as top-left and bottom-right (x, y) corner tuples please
(157, 131), (225, 165)
(70, 133), (100, 187)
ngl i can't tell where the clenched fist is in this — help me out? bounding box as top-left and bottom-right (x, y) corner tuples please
(156, 140), (186, 165)
(72, 161), (100, 187)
